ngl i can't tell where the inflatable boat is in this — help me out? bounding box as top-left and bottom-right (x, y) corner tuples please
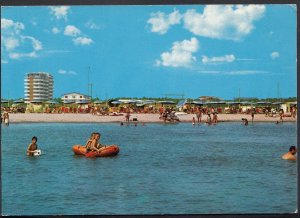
(72, 144), (119, 157)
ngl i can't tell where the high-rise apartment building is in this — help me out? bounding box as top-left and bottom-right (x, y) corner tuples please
(24, 72), (54, 103)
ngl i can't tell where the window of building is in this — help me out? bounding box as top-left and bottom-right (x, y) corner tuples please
(80, 96), (82, 98)
(65, 96), (68, 98)
(73, 96), (75, 98)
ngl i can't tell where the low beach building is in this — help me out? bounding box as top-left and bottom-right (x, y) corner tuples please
(24, 72), (54, 103)
(61, 92), (91, 104)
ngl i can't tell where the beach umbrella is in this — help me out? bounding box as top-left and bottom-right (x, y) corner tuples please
(176, 99), (187, 108)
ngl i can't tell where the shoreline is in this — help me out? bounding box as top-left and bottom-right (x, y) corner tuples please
(6, 113), (297, 123)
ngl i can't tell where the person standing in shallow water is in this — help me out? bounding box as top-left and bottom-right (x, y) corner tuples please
(192, 117), (196, 125)
(196, 107), (202, 124)
(125, 110), (130, 123)
(212, 113), (218, 124)
(3, 112), (9, 126)
(251, 109), (255, 123)
(27, 136), (38, 156)
(282, 146), (297, 161)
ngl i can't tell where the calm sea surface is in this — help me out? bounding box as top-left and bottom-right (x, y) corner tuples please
(1, 122), (297, 215)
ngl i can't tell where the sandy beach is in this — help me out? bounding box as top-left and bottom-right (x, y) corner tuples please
(7, 113), (296, 123)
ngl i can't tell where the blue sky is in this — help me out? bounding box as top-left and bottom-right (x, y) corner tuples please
(1, 4), (297, 100)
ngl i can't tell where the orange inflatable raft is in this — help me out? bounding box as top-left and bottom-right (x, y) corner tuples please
(72, 145), (119, 157)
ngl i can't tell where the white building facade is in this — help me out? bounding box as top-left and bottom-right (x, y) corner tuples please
(24, 72), (54, 103)
(61, 92), (91, 103)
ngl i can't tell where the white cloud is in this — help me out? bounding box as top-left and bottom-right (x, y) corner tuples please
(64, 25), (81, 37)
(3, 37), (20, 51)
(49, 6), (70, 20)
(202, 54), (235, 64)
(58, 69), (77, 75)
(147, 9), (182, 34)
(73, 37), (93, 45)
(85, 20), (102, 30)
(52, 27), (60, 34)
(9, 51), (37, 59)
(21, 36), (43, 51)
(270, 51), (280, 59)
(156, 37), (199, 67)
(62, 25), (93, 46)
(183, 5), (266, 41)
(1, 18), (43, 60)
(1, 18), (25, 34)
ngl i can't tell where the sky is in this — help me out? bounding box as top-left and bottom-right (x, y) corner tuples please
(1, 4), (297, 100)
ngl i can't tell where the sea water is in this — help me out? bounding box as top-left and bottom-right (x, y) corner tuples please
(1, 122), (297, 215)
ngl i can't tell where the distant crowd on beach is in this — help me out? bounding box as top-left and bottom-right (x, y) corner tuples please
(1, 103), (297, 117)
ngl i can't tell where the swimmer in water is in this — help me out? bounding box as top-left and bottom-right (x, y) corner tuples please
(27, 136), (38, 156)
(282, 146), (297, 161)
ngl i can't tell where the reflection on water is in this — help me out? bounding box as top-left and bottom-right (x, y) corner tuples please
(2, 122), (297, 215)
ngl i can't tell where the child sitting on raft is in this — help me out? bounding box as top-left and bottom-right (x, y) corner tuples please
(88, 132), (107, 153)
(85, 133), (96, 152)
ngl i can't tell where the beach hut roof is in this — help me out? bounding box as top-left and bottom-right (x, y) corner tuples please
(159, 100), (176, 104)
(111, 100), (122, 105)
(30, 100), (44, 103)
(226, 102), (240, 104)
(272, 102), (283, 105)
(118, 99), (137, 104)
(239, 101), (253, 105)
(93, 100), (104, 104)
(45, 100), (59, 104)
(1, 99), (9, 103)
(203, 101), (226, 105)
(64, 100), (76, 104)
(13, 99), (25, 103)
(142, 100), (156, 104)
(76, 100), (90, 104)
(255, 101), (271, 104)
(191, 101), (204, 105)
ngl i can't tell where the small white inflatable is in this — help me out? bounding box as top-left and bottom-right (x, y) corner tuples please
(33, 149), (42, 156)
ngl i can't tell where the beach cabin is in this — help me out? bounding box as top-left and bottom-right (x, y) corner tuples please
(61, 92), (91, 104)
